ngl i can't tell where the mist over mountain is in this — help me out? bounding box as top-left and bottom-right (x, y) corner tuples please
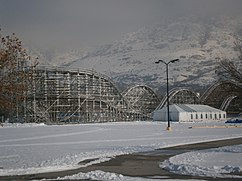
(2, 1), (242, 93)
(31, 15), (242, 92)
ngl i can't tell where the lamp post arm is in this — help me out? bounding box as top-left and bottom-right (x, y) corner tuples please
(168, 59), (179, 65)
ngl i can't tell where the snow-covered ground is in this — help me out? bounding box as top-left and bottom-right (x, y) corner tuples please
(54, 170), (206, 181)
(161, 144), (242, 179)
(1, 121), (242, 180)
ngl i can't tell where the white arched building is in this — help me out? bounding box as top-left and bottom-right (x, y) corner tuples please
(153, 104), (227, 122)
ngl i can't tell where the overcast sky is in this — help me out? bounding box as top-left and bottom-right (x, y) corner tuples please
(0, 0), (242, 50)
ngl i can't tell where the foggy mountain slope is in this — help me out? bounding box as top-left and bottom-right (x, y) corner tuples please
(61, 16), (242, 91)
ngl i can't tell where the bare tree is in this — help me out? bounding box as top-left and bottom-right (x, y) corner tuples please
(0, 29), (38, 121)
(217, 59), (242, 84)
(216, 36), (242, 87)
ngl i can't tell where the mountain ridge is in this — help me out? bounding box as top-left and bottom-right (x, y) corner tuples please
(35, 16), (242, 92)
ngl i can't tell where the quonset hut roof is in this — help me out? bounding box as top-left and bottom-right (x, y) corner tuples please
(153, 104), (227, 122)
(158, 104), (225, 113)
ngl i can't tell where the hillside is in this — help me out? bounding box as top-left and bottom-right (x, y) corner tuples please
(46, 16), (242, 92)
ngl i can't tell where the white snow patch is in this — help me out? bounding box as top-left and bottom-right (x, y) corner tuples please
(161, 144), (242, 178)
(56, 170), (124, 181)
(1, 122), (46, 128)
(49, 170), (205, 181)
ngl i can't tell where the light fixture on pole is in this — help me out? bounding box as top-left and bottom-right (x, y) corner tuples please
(155, 59), (179, 131)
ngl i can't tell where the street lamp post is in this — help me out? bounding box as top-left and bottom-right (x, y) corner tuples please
(155, 59), (179, 131)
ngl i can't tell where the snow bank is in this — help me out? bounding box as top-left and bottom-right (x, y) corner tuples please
(54, 170), (204, 181)
(56, 170), (124, 181)
(1, 122), (46, 128)
(160, 144), (242, 178)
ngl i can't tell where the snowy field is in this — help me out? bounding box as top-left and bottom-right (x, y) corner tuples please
(1, 121), (242, 180)
(161, 144), (242, 179)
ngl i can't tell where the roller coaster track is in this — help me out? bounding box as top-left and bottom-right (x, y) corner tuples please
(12, 66), (242, 123)
(155, 88), (200, 111)
(220, 96), (237, 111)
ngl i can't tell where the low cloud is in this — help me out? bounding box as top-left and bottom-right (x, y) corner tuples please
(0, 0), (241, 50)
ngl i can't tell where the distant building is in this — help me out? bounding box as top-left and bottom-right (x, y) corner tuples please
(153, 104), (227, 122)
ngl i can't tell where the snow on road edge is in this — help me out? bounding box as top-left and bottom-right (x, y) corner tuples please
(160, 144), (242, 178)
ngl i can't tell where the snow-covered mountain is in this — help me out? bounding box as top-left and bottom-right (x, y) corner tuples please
(26, 45), (86, 67)
(43, 16), (242, 92)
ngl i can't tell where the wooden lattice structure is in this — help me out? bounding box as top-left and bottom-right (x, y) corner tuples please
(155, 88), (200, 111)
(201, 81), (242, 114)
(3, 65), (242, 123)
(122, 85), (161, 119)
(24, 66), (153, 123)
